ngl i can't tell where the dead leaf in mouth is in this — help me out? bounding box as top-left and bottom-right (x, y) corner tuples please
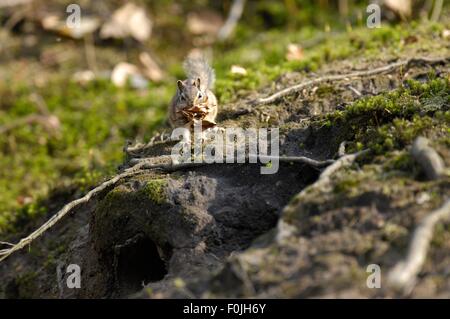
(186, 119), (217, 131)
(200, 120), (217, 130)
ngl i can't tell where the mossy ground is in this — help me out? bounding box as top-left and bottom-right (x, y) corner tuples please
(0, 1), (449, 239)
(317, 77), (450, 154)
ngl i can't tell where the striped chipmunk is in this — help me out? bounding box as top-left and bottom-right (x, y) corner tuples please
(168, 58), (218, 130)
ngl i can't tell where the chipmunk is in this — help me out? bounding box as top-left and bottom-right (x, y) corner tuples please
(168, 58), (218, 129)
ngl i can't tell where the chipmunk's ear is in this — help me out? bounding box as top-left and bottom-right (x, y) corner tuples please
(177, 80), (184, 91)
(194, 77), (201, 88)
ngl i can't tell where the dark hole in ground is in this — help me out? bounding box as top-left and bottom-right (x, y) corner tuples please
(116, 236), (169, 295)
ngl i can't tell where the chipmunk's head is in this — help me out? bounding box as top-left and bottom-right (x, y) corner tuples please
(177, 78), (207, 107)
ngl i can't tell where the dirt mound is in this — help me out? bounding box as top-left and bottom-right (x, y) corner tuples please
(1, 56), (449, 299)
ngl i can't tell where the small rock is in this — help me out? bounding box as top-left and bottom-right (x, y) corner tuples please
(410, 136), (445, 180)
(73, 70), (96, 85)
(230, 65), (247, 76)
(286, 43), (304, 61)
(416, 192), (431, 205)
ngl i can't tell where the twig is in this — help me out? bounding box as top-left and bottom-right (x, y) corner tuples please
(0, 241), (14, 247)
(411, 136), (445, 180)
(0, 114), (59, 135)
(217, 0), (246, 41)
(285, 149), (369, 202)
(276, 149), (369, 242)
(347, 85), (362, 97)
(338, 141), (347, 157)
(0, 161), (153, 263)
(29, 93), (51, 116)
(388, 199), (450, 293)
(128, 154), (335, 169)
(84, 33), (98, 74)
(430, 0), (444, 22)
(0, 94), (60, 135)
(253, 57), (449, 105)
(313, 149), (369, 189)
(0, 150), (338, 262)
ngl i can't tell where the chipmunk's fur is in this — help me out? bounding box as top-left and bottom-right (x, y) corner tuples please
(168, 58), (218, 128)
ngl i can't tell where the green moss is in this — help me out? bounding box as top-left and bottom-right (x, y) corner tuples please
(13, 272), (38, 299)
(385, 152), (416, 172)
(2, 2), (449, 238)
(214, 19), (447, 103)
(316, 78), (450, 155)
(334, 176), (361, 194)
(381, 223), (408, 243)
(141, 179), (168, 205)
(0, 79), (170, 235)
(431, 223), (450, 248)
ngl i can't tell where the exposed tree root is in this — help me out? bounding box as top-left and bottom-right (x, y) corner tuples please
(128, 154), (335, 170)
(411, 136), (445, 180)
(388, 199), (450, 293)
(0, 160), (153, 262)
(276, 149), (369, 242)
(0, 151), (338, 263)
(0, 114), (60, 135)
(0, 93), (60, 135)
(253, 57), (449, 105)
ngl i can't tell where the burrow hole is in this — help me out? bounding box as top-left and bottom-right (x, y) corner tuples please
(116, 236), (170, 295)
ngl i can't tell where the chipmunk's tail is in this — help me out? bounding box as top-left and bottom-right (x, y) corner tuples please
(183, 57), (215, 90)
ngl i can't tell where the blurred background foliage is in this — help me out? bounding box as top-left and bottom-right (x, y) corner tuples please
(0, 0), (448, 235)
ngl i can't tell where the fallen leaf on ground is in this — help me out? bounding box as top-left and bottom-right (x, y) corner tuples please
(403, 35), (418, 45)
(286, 43), (304, 61)
(100, 3), (152, 42)
(41, 14), (100, 39)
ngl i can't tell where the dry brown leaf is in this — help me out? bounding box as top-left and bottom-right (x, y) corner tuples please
(384, 0), (412, 19)
(201, 120), (217, 130)
(286, 43), (304, 61)
(41, 14), (100, 39)
(187, 10), (223, 36)
(403, 35), (418, 45)
(100, 3), (152, 42)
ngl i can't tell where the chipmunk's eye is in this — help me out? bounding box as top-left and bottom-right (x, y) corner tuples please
(197, 92), (203, 99)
